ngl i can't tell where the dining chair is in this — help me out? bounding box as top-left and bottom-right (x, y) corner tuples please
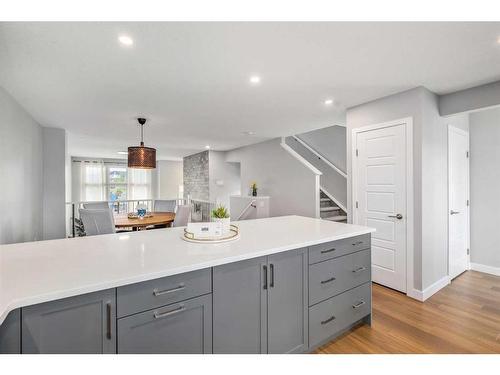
(82, 202), (110, 210)
(172, 205), (191, 227)
(79, 208), (116, 236)
(154, 199), (177, 213)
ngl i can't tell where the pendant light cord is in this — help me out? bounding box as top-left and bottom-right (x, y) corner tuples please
(140, 123), (144, 146)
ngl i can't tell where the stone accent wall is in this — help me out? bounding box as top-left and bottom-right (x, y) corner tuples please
(183, 150), (209, 201)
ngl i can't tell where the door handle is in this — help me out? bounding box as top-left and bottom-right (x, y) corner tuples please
(269, 264), (275, 288)
(352, 300), (366, 309)
(352, 266), (367, 273)
(154, 305), (186, 319)
(450, 210), (460, 215)
(320, 315), (336, 325)
(263, 265), (268, 290)
(106, 303), (112, 340)
(388, 214), (403, 220)
(320, 276), (336, 284)
(153, 284), (186, 296)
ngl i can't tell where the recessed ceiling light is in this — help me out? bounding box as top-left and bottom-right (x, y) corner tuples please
(324, 99), (334, 106)
(118, 35), (134, 46)
(117, 151), (128, 155)
(249, 75), (261, 85)
(205, 145), (210, 149)
(243, 131), (256, 135)
(497, 36), (500, 44)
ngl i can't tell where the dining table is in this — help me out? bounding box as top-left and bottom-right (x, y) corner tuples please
(114, 212), (175, 231)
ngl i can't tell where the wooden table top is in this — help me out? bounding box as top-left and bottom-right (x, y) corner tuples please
(114, 212), (175, 228)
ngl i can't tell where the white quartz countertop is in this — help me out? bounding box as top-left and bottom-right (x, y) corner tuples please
(0, 215), (374, 325)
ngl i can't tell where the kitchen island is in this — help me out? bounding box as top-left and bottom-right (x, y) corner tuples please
(0, 215), (374, 354)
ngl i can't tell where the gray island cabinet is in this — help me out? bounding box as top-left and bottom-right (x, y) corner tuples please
(0, 231), (372, 354)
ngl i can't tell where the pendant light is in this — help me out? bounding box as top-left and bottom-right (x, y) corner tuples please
(128, 118), (156, 169)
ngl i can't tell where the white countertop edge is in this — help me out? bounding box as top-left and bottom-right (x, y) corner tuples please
(0, 226), (374, 325)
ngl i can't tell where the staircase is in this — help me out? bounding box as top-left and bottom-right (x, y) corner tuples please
(280, 127), (348, 222)
(320, 189), (347, 223)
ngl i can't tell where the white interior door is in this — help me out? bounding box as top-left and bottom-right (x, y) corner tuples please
(448, 126), (469, 280)
(354, 124), (407, 292)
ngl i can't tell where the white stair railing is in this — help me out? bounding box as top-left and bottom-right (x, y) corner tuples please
(235, 200), (257, 221)
(292, 135), (347, 178)
(280, 137), (321, 218)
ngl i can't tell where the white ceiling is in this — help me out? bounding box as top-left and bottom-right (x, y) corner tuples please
(1, 22), (500, 159)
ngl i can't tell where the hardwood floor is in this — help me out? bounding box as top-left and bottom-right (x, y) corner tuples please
(315, 271), (500, 353)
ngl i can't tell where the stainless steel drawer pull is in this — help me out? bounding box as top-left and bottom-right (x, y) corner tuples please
(352, 300), (366, 309)
(154, 305), (186, 319)
(320, 276), (336, 284)
(320, 315), (336, 325)
(320, 248), (336, 254)
(352, 241), (363, 246)
(352, 266), (367, 273)
(153, 283), (186, 297)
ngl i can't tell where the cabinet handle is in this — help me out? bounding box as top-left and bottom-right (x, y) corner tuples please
(153, 283), (186, 296)
(352, 241), (363, 246)
(320, 248), (336, 254)
(352, 300), (366, 309)
(154, 305), (186, 319)
(263, 265), (268, 290)
(106, 303), (112, 340)
(321, 315), (336, 325)
(352, 266), (367, 273)
(320, 276), (336, 284)
(270, 264), (275, 288)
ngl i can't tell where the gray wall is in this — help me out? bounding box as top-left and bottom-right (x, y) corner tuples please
(42, 127), (67, 240)
(347, 86), (469, 292)
(226, 138), (318, 218)
(209, 151), (241, 208)
(439, 80), (500, 117)
(0, 86), (43, 245)
(469, 108), (500, 269)
(296, 125), (347, 172)
(157, 160), (183, 199)
(183, 151), (209, 201)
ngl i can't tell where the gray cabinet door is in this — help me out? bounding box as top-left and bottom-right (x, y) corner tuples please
(0, 309), (21, 354)
(213, 256), (268, 353)
(267, 248), (308, 353)
(22, 289), (116, 354)
(117, 294), (212, 354)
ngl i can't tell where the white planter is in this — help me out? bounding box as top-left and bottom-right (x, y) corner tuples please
(214, 217), (231, 234)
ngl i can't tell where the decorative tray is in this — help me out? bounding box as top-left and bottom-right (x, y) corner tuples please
(182, 224), (240, 243)
(127, 212), (153, 219)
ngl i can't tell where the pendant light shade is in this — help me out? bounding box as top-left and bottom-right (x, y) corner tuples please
(128, 118), (156, 169)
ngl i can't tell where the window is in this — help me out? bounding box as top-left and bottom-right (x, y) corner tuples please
(79, 161), (152, 203)
(108, 166), (127, 202)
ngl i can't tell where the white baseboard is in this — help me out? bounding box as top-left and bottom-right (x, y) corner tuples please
(407, 275), (451, 302)
(470, 263), (500, 276)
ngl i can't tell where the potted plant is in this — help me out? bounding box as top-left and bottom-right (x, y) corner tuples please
(211, 205), (231, 234)
(251, 182), (258, 197)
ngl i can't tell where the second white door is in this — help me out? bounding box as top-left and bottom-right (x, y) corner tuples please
(354, 123), (407, 292)
(448, 126), (469, 280)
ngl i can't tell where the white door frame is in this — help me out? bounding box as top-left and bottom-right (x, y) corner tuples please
(351, 117), (415, 298)
(447, 125), (471, 276)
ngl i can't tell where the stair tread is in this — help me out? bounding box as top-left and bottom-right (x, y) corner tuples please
(323, 215), (348, 222)
(320, 206), (340, 212)
(320, 198), (331, 202)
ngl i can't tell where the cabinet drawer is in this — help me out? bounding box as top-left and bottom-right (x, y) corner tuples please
(117, 294), (212, 354)
(308, 234), (370, 264)
(309, 282), (371, 348)
(117, 269), (211, 318)
(309, 249), (371, 306)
